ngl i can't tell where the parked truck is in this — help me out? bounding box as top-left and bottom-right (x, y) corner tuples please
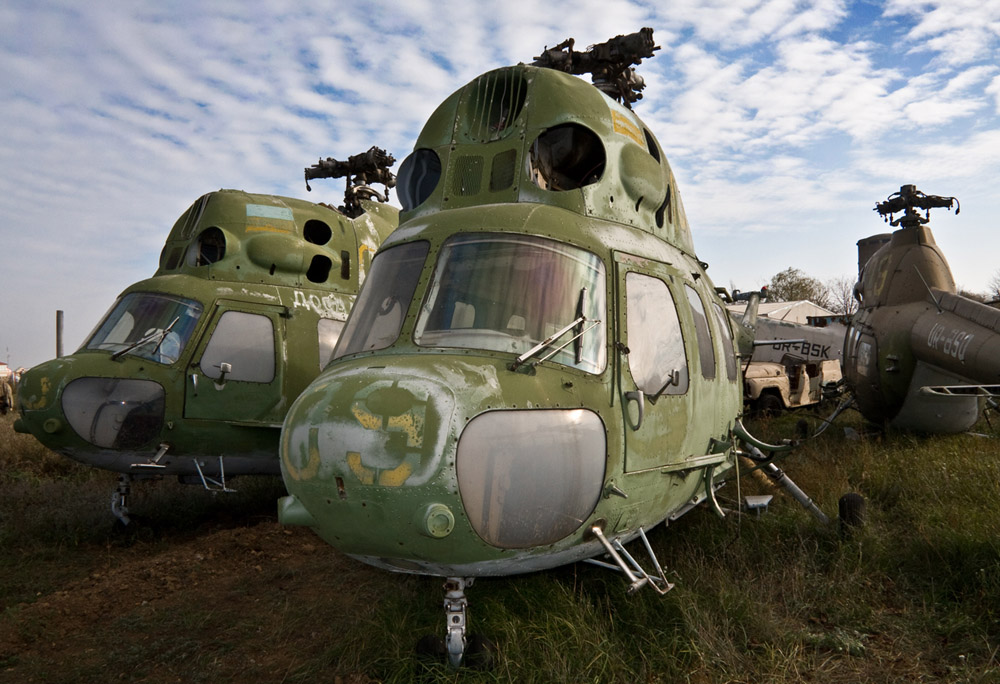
(740, 315), (846, 414)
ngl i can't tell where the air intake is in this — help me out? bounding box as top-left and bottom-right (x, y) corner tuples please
(463, 68), (528, 143)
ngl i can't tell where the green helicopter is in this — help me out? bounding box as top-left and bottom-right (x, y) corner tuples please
(15, 149), (398, 525)
(278, 31), (819, 666)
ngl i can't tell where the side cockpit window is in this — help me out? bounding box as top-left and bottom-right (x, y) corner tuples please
(625, 273), (688, 396)
(529, 124), (606, 191)
(335, 241), (430, 357)
(712, 302), (738, 381)
(200, 311), (275, 383)
(318, 319), (345, 370)
(685, 286), (716, 380)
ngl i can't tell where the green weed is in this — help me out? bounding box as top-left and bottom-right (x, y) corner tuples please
(2, 409), (1000, 682)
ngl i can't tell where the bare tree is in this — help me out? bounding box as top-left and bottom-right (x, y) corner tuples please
(989, 269), (1000, 301)
(826, 275), (859, 316)
(959, 289), (987, 303)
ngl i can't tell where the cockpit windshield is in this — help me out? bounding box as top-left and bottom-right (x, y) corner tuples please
(334, 241), (430, 357)
(85, 293), (203, 365)
(415, 233), (606, 373)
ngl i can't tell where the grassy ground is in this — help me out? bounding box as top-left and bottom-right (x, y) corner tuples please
(1, 407), (999, 683)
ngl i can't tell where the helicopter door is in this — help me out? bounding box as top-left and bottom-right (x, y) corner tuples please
(184, 301), (286, 426)
(616, 259), (692, 472)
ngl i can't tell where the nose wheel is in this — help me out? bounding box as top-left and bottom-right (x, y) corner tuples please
(443, 577), (470, 666)
(111, 474), (132, 526)
(415, 577), (495, 669)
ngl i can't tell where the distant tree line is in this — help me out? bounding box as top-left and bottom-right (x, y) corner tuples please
(764, 267), (857, 315)
(762, 267), (1000, 315)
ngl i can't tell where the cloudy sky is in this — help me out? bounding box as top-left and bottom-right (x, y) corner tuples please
(2, 0), (999, 370)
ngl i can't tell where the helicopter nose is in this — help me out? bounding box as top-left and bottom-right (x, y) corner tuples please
(17, 361), (165, 450)
(280, 362), (608, 563)
(281, 370), (454, 491)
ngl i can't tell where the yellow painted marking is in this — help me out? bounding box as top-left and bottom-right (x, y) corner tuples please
(378, 461), (413, 487)
(358, 243), (373, 275)
(387, 411), (423, 448)
(23, 377), (51, 410)
(612, 111), (645, 148)
(875, 256), (890, 296)
(347, 392), (425, 487)
(347, 451), (375, 485)
(282, 427), (321, 482)
(347, 451), (414, 487)
(245, 224), (293, 234)
(351, 403), (383, 430)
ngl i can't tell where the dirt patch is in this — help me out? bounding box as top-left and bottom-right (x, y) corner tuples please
(0, 520), (383, 683)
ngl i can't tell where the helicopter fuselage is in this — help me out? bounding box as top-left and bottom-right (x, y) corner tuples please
(278, 65), (743, 577)
(16, 189), (396, 480)
(845, 218), (1000, 432)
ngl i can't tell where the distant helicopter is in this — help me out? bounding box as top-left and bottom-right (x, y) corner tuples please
(845, 184), (1000, 432)
(277, 29), (799, 666)
(14, 149), (398, 525)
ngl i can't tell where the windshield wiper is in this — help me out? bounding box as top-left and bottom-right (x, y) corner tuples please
(509, 288), (601, 371)
(111, 316), (180, 361)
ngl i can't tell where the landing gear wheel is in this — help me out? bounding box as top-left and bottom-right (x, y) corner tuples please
(414, 633), (495, 669)
(465, 633), (496, 670)
(755, 393), (783, 417)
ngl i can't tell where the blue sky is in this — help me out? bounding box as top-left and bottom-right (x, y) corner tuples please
(2, 0), (999, 370)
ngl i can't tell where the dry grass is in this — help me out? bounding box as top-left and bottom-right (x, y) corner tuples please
(2, 407), (1000, 683)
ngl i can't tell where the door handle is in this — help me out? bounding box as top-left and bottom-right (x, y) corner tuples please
(625, 390), (645, 430)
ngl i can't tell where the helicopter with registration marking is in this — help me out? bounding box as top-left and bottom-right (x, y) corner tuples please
(14, 150), (398, 526)
(845, 184), (1000, 433)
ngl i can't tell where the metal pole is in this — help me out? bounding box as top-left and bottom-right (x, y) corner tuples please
(56, 310), (64, 358)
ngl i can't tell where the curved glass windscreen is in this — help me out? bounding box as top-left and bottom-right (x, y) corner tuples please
(415, 234), (606, 373)
(457, 409), (605, 549)
(85, 293), (203, 365)
(62, 378), (165, 449)
(334, 241), (430, 357)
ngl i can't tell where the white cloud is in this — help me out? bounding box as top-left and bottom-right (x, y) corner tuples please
(988, 74), (1000, 113)
(885, 0), (1000, 66)
(854, 129), (1000, 184)
(2, 0), (1000, 367)
(646, 0), (847, 46)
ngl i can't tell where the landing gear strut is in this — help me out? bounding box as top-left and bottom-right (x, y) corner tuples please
(444, 577), (471, 667)
(111, 474), (132, 526)
(416, 577), (494, 669)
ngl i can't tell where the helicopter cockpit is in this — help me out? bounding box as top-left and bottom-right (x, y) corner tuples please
(414, 234), (605, 373)
(85, 292), (203, 365)
(335, 233), (606, 373)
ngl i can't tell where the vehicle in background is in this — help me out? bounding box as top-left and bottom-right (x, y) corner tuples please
(726, 301), (846, 414)
(844, 185), (1000, 433)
